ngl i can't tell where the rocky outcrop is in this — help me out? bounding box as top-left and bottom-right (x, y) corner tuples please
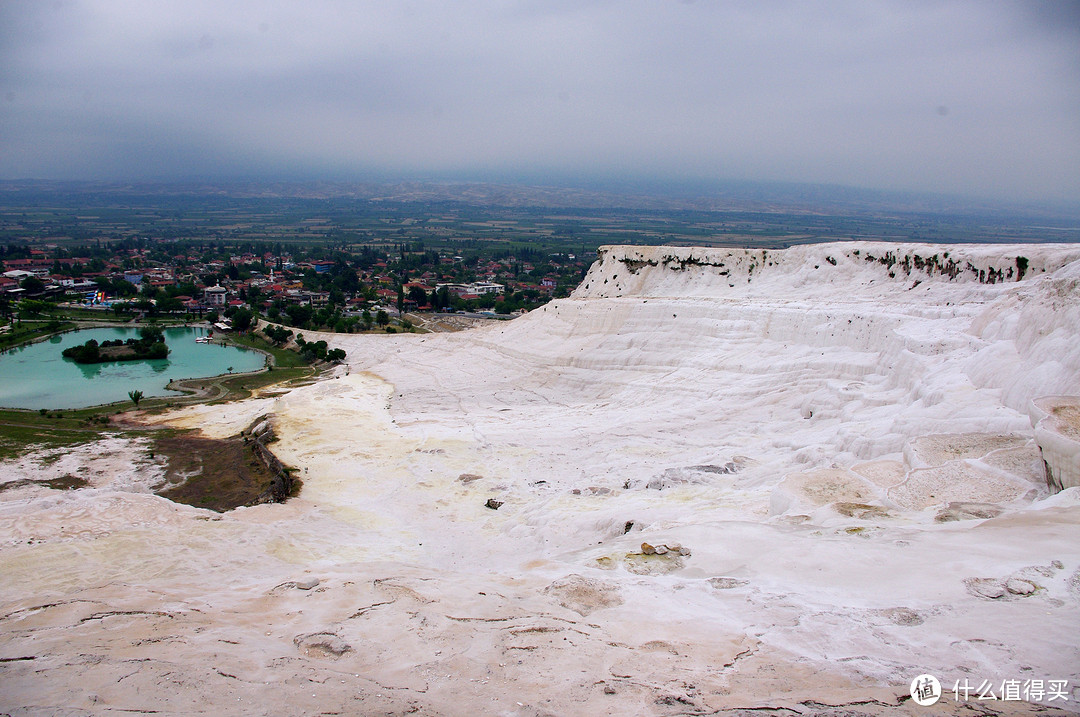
(1030, 396), (1080, 492)
(243, 414), (300, 504)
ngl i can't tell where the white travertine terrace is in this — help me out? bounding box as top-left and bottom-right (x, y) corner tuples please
(1, 242), (1079, 715)
(1031, 397), (1080, 491)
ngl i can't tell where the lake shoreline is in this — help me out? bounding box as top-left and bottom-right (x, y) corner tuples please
(0, 325), (267, 410)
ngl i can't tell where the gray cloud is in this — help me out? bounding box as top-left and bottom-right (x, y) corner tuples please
(1, 0), (1078, 203)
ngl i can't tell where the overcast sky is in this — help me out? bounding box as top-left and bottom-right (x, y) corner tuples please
(2, 0), (1078, 203)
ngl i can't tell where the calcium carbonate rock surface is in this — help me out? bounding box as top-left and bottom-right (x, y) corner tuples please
(2, 242), (1079, 715)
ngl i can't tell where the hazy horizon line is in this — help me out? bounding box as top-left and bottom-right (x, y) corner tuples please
(3, 173), (1079, 220)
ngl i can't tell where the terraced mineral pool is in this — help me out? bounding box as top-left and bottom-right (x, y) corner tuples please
(0, 327), (266, 409)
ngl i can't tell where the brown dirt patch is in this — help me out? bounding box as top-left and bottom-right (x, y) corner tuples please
(153, 435), (281, 512)
(0, 474), (90, 494)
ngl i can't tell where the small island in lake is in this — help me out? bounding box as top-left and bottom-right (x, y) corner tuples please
(62, 327), (169, 364)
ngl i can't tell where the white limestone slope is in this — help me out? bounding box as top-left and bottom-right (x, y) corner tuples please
(2, 242), (1080, 715)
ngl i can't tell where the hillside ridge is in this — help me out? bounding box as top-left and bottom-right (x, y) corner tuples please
(575, 242), (1080, 299)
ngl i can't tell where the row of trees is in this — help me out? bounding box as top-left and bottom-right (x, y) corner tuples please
(261, 325), (346, 363)
(295, 335), (345, 362)
(263, 301), (389, 334)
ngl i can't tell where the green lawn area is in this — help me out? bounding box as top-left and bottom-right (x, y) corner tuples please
(22, 307), (130, 322)
(0, 322), (77, 352)
(212, 367), (314, 402)
(0, 407), (122, 461)
(18, 304), (198, 324)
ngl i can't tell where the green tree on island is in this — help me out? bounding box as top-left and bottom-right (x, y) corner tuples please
(128, 389), (143, 406)
(63, 327), (168, 364)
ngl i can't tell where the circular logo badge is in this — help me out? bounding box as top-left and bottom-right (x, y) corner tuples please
(910, 674), (942, 706)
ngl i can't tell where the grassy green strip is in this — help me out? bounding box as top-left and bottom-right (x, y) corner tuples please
(0, 322), (77, 352)
(0, 407), (126, 461)
(210, 367), (314, 403)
